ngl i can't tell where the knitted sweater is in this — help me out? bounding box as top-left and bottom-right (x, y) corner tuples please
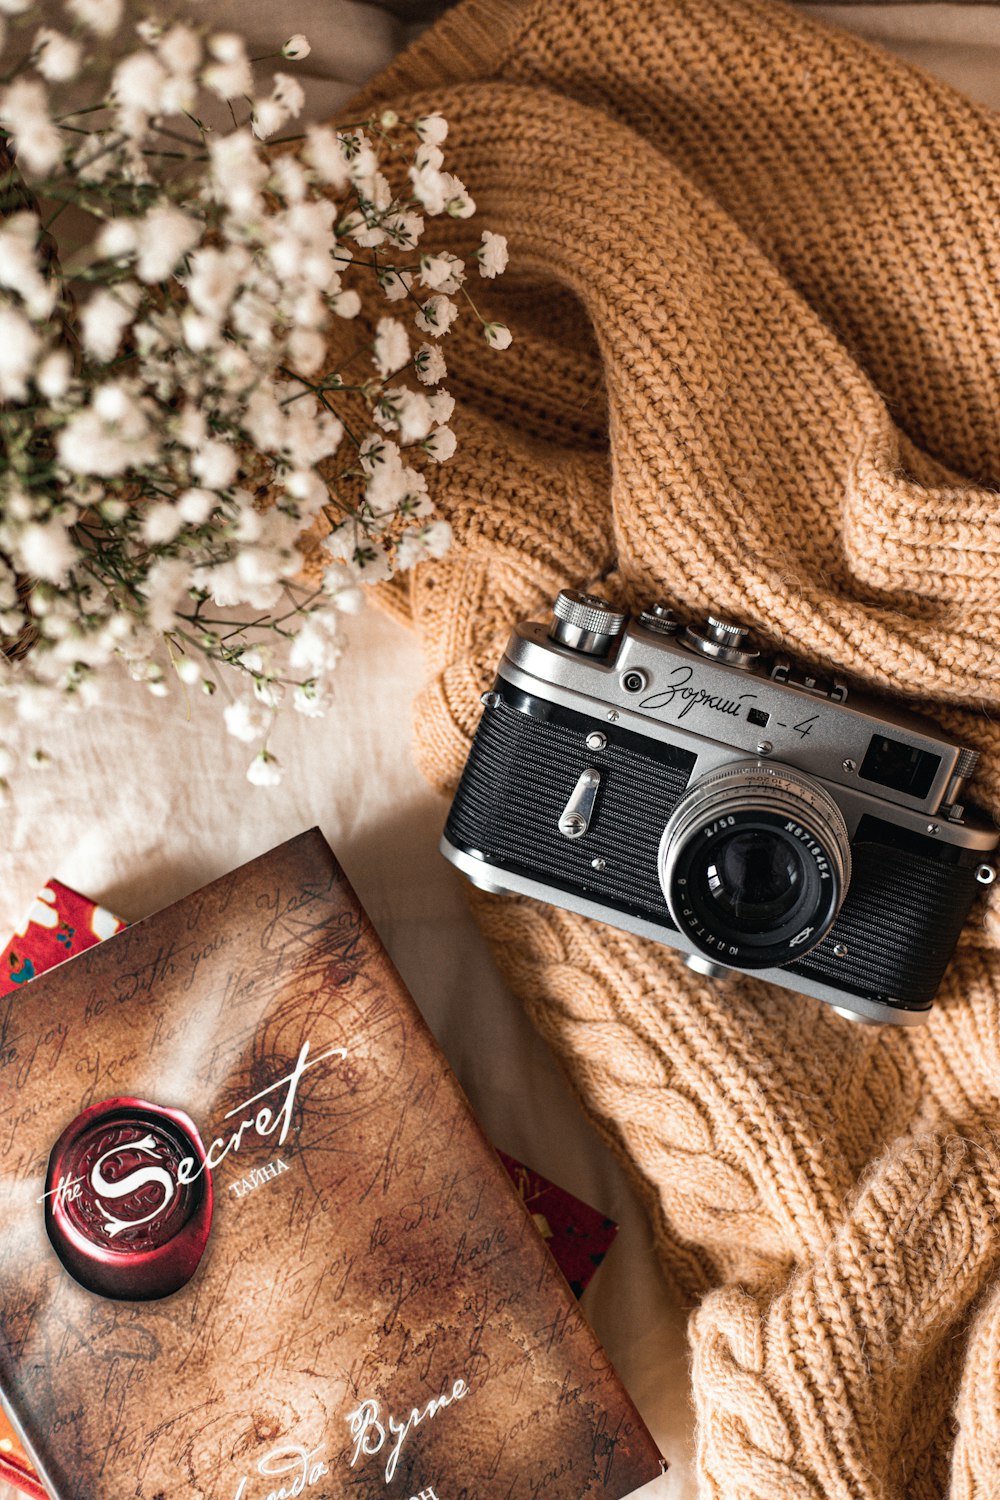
(347, 2), (1000, 1494)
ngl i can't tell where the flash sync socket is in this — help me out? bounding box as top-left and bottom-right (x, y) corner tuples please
(658, 762), (851, 969)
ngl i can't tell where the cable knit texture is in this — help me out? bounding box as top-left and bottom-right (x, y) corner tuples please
(344, 2), (1000, 1493)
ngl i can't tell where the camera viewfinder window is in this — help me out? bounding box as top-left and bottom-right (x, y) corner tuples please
(859, 735), (941, 801)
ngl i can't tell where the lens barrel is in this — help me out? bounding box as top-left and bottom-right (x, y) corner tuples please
(658, 762), (851, 969)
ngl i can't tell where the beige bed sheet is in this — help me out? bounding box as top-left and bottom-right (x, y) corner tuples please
(1, 6), (995, 1498)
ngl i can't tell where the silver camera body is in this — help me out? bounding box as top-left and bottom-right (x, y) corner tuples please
(442, 591), (999, 1025)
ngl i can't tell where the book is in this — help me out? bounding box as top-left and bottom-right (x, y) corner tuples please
(0, 879), (124, 997)
(0, 874), (624, 1500)
(0, 829), (664, 1500)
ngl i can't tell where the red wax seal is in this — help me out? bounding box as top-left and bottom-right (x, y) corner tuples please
(44, 1098), (213, 1301)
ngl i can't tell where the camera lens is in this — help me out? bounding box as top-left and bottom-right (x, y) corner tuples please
(658, 762), (851, 969)
(703, 828), (804, 930)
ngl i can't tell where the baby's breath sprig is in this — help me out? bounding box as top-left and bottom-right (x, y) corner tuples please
(0, 3), (511, 788)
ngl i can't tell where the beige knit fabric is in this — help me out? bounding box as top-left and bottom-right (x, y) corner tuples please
(348, 2), (1000, 1493)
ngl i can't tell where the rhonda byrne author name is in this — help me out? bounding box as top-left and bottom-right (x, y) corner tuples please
(233, 1409), (461, 1500)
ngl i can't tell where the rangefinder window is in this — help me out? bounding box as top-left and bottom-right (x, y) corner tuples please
(859, 735), (940, 800)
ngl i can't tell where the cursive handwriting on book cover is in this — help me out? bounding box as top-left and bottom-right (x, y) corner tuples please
(0, 830), (663, 1500)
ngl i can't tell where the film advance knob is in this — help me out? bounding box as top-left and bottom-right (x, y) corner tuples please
(550, 590), (627, 656)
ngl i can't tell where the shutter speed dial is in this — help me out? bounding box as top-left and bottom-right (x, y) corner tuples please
(550, 590), (627, 656)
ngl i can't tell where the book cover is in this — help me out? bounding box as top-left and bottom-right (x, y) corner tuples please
(0, 829), (664, 1500)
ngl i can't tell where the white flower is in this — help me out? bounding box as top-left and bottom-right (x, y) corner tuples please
(321, 562), (364, 612)
(415, 113), (448, 146)
(17, 519), (77, 584)
(484, 321), (513, 349)
(80, 283), (140, 362)
(396, 520), (452, 569)
(379, 269), (413, 303)
(174, 657), (201, 685)
(142, 502), (185, 544)
(441, 173), (475, 218)
(251, 73), (304, 140)
(349, 218), (386, 251)
(282, 34), (311, 59)
(409, 147), (447, 215)
(272, 73), (304, 115)
(324, 526), (393, 583)
(361, 456), (408, 514)
(415, 343), (446, 385)
(57, 382), (159, 476)
(420, 253), (464, 294)
(113, 50), (168, 112)
(158, 24), (201, 77)
(304, 126), (351, 192)
(96, 219), (138, 260)
(331, 289), (361, 319)
(177, 488), (215, 524)
(478, 230), (508, 278)
(359, 433), (399, 476)
(272, 155), (307, 205)
(208, 131), (268, 216)
(225, 696), (270, 742)
(185, 244), (250, 320)
(383, 210), (423, 250)
(345, 135), (377, 190)
(247, 749), (282, 786)
(181, 310), (220, 351)
(375, 386), (433, 445)
(175, 407), (207, 450)
(414, 295), (458, 338)
(0, 79), (62, 174)
(0, 213), (56, 319)
(428, 387), (455, 424)
(424, 425), (457, 463)
(287, 327), (325, 375)
(66, 0), (123, 35)
(293, 683), (327, 717)
(73, 133), (114, 183)
(192, 441), (238, 490)
(141, 556), (189, 629)
(0, 306), (41, 399)
(203, 33), (252, 100)
(282, 469), (328, 516)
(134, 205), (200, 283)
(251, 98), (288, 142)
(373, 318), (411, 379)
(252, 672), (285, 705)
(35, 349), (70, 399)
(286, 404), (342, 464)
(0, 0), (30, 15)
(289, 618), (340, 674)
(32, 28), (82, 82)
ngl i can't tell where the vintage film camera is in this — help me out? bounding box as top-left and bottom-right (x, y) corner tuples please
(441, 590), (999, 1025)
